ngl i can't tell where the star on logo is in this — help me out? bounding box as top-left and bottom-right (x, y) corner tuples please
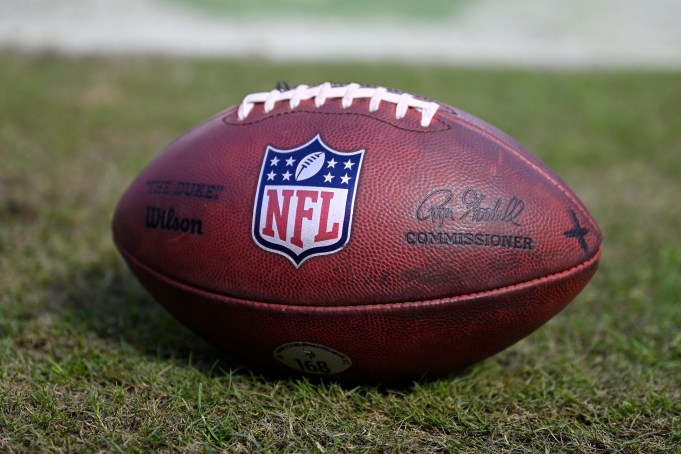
(266, 170), (276, 181)
(285, 157), (295, 166)
(340, 173), (352, 184)
(270, 156), (280, 166)
(343, 159), (355, 170)
(323, 172), (335, 183)
(327, 158), (337, 168)
(282, 170), (292, 181)
(563, 210), (590, 254)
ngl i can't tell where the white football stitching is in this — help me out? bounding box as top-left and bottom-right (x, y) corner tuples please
(295, 152), (325, 181)
(238, 83), (440, 127)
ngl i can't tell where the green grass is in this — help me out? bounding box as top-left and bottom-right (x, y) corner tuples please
(1, 53), (680, 452)
(163, 0), (471, 21)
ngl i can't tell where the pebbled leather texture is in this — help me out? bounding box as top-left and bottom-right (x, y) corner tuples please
(112, 86), (602, 380)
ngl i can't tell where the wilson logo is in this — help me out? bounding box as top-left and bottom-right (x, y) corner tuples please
(252, 135), (364, 267)
(145, 206), (203, 235)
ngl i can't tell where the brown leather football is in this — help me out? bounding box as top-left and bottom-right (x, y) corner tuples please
(112, 83), (602, 381)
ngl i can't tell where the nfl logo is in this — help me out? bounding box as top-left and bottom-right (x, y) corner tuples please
(252, 135), (365, 267)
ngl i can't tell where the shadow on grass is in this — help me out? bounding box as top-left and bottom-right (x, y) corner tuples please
(54, 250), (247, 378)
(54, 250), (474, 389)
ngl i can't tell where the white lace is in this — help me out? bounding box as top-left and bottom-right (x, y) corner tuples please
(237, 83), (440, 127)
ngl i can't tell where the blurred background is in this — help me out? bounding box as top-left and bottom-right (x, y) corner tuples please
(1, 0), (680, 69)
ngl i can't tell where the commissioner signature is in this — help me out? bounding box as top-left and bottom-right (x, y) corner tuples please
(416, 188), (525, 227)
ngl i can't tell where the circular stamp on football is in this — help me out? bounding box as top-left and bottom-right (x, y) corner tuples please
(273, 342), (352, 375)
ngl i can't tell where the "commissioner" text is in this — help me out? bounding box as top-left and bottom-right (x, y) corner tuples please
(405, 231), (534, 250)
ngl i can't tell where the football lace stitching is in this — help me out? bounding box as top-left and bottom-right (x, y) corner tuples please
(238, 83), (440, 127)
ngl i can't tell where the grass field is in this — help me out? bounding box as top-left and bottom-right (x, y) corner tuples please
(0, 53), (679, 452)
(163, 0), (470, 20)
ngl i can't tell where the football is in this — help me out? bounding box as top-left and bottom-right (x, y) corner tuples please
(112, 83), (602, 381)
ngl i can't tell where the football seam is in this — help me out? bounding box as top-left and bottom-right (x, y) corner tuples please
(222, 107), (452, 133)
(115, 237), (601, 312)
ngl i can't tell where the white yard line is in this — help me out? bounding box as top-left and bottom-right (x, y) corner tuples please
(0, 0), (679, 68)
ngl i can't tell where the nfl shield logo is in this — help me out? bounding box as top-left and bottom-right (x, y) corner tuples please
(252, 135), (365, 267)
